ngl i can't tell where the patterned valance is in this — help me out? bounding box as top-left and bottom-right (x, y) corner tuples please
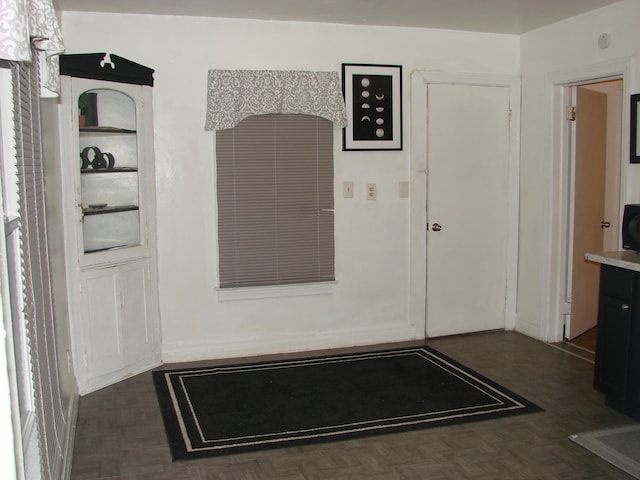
(0, 0), (65, 95)
(205, 70), (348, 131)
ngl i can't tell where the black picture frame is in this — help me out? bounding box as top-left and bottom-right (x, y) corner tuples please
(631, 93), (640, 163)
(342, 63), (402, 151)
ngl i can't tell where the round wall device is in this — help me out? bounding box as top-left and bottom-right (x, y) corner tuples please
(598, 33), (611, 49)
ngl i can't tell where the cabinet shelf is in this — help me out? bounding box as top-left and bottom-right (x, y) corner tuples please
(83, 204), (139, 216)
(80, 126), (136, 134)
(81, 167), (138, 174)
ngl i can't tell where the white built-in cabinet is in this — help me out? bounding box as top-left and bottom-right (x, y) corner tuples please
(43, 53), (161, 394)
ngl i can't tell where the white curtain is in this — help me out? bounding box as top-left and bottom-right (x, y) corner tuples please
(205, 70), (348, 131)
(0, 0), (64, 95)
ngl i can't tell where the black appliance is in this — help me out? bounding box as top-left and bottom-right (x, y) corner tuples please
(622, 204), (640, 251)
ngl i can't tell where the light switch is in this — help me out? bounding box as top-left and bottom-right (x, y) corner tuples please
(343, 181), (354, 198)
(367, 183), (377, 200)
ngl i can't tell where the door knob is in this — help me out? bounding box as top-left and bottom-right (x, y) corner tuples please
(601, 221), (611, 229)
(432, 223), (442, 232)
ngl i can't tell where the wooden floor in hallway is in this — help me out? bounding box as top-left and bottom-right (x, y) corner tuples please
(70, 331), (637, 479)
(570, 326), (598, 352)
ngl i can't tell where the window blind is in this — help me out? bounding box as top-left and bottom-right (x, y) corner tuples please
(216, 114), (335, 288)
(12, 56), (66, 480)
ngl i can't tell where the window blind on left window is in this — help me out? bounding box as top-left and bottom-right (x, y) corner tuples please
(216, 113), (335, 288)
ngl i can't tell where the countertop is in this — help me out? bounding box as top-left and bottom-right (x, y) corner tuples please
(585, 250), (640, 273)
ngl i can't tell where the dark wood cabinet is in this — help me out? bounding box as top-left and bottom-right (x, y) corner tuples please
(594, 264), (640, 420)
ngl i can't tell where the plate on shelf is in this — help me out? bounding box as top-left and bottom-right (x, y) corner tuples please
(88, 203), (107, 209)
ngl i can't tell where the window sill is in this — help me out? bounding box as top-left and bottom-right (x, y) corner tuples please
(216, 281), (337, 302)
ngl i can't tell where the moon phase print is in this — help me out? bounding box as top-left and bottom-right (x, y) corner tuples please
(342, 64), (402, 151)
(353, 74), (392, 141)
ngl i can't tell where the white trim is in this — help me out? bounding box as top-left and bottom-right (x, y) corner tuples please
(408, 72), (428, 334)
(59, 396), (78, 480)
(0, 237), (20, 480)
(563, 85), (578, 341)
(545, 57), (635, 343)
(0, 64), (25, 480)
(162, 323), (420, 363)
(409, 70), (521, 336)
(21, 414), (40, 480)
(216, 281), (337, 302)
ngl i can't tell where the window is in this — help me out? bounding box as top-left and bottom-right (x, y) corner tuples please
(216, 113), (335, 288)
(1, 57), (67, 480)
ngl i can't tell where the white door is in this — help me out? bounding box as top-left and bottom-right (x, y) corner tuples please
(426, 83), (511, 337)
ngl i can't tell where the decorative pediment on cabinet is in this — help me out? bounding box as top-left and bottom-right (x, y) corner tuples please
(60, 52), (154, 86)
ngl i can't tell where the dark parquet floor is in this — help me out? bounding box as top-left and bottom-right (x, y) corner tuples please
(70, 331), (636, 479)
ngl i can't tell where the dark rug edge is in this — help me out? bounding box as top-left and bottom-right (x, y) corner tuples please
(153, 345), (544, 461)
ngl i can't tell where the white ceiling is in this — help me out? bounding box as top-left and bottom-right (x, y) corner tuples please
(52, 0), (622, 35)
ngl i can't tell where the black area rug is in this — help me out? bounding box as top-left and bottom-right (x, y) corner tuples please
(153, 346), (543, 460)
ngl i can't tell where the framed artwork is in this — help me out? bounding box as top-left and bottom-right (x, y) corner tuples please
(631, 93), (640, 163)
(342, 63), (402, 151)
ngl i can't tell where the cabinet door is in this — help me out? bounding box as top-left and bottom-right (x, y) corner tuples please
(79, 261), (159, 393)
(594, 294), (632, 399)
(81, 268), (123, 379)
(120, 263), (155, 367)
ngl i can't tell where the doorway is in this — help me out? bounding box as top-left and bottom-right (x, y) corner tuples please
(565, 79), (623, 348)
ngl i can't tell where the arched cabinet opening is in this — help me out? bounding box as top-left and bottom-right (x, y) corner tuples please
(77, 88), (141, 254)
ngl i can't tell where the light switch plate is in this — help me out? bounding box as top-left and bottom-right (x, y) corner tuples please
(343, 181), (354, 198)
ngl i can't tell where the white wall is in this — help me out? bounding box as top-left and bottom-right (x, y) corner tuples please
(519, 0), (640, 341)
(58, 12), (519, 361)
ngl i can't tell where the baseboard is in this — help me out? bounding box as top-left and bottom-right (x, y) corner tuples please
(514, 321), (543, 342)
(162, 324), (422, 363)
(59, 393), (79, 480)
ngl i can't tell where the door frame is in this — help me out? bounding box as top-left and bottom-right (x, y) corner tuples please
(545, 59), (633, 343)
(409, 71), (521, 336)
